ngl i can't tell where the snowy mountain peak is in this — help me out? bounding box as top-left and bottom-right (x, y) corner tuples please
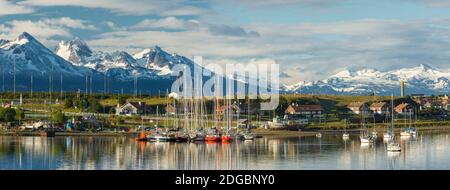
(284, 64), (450, 95)
(55, 38), (93, 64)
(0, 32), (90, 76)
(17, 32), (35, 42)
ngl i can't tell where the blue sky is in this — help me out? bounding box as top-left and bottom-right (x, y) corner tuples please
(2, 0), (450, 83)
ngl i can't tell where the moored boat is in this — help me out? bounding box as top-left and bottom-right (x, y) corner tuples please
(342, 133), (350, 139)
(221, 135), (232, 142)
(136, 132), (148, 141)
(244, 133), (255, 140)
(387, 142), (401, 152)
(205, 134), (221, 142)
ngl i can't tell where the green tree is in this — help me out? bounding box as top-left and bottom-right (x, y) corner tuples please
(88, 97), (102, 113)
(0, 108), (5, 121)
(118, 96), (127, 105)
(15, 109), (25, 121)
(3, 108), (16, 122)
(64, 97), (74, 109)
(50, 111), (67, 124)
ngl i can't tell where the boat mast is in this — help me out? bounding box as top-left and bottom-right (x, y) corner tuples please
(391, 94), (394, 134)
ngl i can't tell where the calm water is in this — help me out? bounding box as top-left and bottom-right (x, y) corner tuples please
(1, 131), (450, 170)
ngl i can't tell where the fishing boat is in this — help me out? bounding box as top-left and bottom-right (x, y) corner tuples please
(268, 116), (286, 130)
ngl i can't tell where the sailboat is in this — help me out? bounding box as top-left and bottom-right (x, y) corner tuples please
(206, 96), (222, 142)
(342, 119), (350, 139)
(387, 94), (401, 152)
(404, 109), (417, 136)
(360, 114), (374, 143)
(383, 109), (393, 140)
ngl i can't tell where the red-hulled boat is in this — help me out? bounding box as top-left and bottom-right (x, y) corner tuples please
(136, 132), (149, 141)
(221, 135), (232, 142)
(205, 134), (221, 142)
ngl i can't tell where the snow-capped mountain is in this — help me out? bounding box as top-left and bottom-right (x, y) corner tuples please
(55, 39), (196, 80)
(0, 32), (92, 76)
(282, 64), (450, 95)
(2, 32), (449, 95)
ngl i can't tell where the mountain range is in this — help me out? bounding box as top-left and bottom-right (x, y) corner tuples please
(281, 64), (450, 95)
(1, 32), (449, 95)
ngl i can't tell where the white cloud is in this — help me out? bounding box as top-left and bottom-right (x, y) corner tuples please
(217, 0), (346, 8)
(0, 0), (34, 16)
(87, 18), (450, 83)
(0, 17), (97, 45)
(132, 17), (200, 30)
(19, 0), (209, 16)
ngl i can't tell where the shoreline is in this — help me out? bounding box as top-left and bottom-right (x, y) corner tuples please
(1, 125), (450, 137)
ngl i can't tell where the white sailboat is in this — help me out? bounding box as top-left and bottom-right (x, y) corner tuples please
(387, 94), (401, 152)
(342, 119), (350, 139)
(360, 115), (374, 143)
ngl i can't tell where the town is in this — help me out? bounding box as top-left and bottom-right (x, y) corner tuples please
(1, 80), (449, 139)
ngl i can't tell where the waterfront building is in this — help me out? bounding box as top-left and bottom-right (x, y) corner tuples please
(394, 103), (414, 115)
(165, 104), (176, 115)
(285, 104), (324, 119)
(347, 102), (370, 115)
(369, 102), (390, 115)
(115, 101), (147, 116)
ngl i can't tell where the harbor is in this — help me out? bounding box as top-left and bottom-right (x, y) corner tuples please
(1, 130), (449, 170)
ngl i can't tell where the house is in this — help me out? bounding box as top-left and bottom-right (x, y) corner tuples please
(347, 102), (370, 115)
(166, 104), (176, 115)
(394, 103), (414, 115)
(370, 102), (390, 115)
(115, 102), (147, 116)
(285, 104), (324, 119)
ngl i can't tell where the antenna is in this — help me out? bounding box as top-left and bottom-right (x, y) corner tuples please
(60, 73), (63, 99)
(134, 76), (138, 97)
(30, 72), (33, 98)
(13, 57), (16, 98)
(49, 71), (52, 104)
(90, 74), (92, 95)
(85, 75), (88, 96)
(104, 72), (107, 94)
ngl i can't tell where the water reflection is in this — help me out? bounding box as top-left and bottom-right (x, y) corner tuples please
(0, 131), (450, 170)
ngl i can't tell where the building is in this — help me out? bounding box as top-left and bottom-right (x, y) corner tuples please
(394, 103), (414, 115)
(400, 80), (405, 97)
(369, 102), (390, 115)
(165, 104), (176, 115)
(285, 104), (324, 119)
(115, 102), (147, 116)
(347, 102), (370, 115)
